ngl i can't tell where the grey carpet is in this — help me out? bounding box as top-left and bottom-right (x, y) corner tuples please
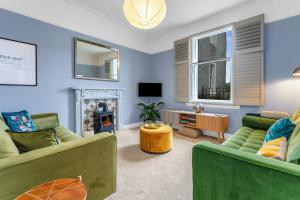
(106, 129), (198, 200)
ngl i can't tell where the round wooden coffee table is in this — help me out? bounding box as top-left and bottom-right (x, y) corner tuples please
(140, 124), (173, 153)
(16, 178), (87, 200)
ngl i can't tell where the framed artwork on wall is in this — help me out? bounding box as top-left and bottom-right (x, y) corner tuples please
(0, 37), (37, 86)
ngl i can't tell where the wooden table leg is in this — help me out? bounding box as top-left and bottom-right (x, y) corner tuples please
(217, 132), (221, 143)
(221, 132), (225, 141)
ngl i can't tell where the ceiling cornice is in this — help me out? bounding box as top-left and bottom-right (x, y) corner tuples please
(65, 0), (150, 38)
(1, 0), (300, 54)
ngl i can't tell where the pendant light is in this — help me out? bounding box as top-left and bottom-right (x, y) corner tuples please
(292, 67), (300, 76)
(123, 0), (167, 29)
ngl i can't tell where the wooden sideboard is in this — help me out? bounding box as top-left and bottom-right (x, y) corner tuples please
(162, 110), (228, 142)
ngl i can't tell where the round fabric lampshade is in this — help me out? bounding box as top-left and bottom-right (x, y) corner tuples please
(293, 67), (300, 76)
(123, 0), (167, 29)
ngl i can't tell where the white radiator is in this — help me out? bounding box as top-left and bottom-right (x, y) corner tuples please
(161, 110), (180, 129)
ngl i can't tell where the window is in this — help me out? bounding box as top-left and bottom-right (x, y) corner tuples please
(191, 27), (233, 103)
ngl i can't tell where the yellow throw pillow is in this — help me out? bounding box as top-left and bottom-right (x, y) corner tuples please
(292, 108), (300, 124)
(257, 137), (287, 161)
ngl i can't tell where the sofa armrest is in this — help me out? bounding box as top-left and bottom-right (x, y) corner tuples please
(0, 133), (116, 200)
(193, 141), (300, 200)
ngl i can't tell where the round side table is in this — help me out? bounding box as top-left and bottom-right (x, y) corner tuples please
(140, 124), (173, 153)
(16, 177), (87, 200)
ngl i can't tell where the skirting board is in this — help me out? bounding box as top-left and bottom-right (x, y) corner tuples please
(120, 121), (232, 140)
(120, 122), (143, 130)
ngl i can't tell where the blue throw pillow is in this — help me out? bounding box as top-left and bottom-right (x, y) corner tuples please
(264, 118), (295, 143)
(2, 110), (37, 132)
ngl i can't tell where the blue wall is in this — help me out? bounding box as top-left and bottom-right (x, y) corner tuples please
(151, 15), (300, 134)
(0, 9), (153, 131)
(1, 8), (300, 134)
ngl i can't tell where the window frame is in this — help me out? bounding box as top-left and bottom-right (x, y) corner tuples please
(190, 26), (234, 105)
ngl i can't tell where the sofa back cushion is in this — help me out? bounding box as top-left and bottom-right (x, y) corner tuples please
(286, 124), (300, 164)
(31, 113), (59, 130)
(54, 126), (81, 142)
(0, 119), (19, 159)
(0, 131), (19, 159)
(0, 118), (9, 132)
(31, 113), (80, 142)
(8, 129), (61, 153)
(242, 115), (277, 130)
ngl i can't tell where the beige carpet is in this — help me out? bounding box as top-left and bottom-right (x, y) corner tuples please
(106, 129), (216, 200)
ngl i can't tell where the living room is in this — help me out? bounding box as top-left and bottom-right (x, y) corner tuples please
(0, 0), (300, 199)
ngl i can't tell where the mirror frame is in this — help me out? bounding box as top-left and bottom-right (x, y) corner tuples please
(74, 38), (120, 82)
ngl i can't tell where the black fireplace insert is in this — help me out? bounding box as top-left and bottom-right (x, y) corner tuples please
(94, 102), (115, 134)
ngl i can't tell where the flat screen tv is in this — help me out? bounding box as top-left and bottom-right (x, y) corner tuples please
(138, 83), (162, 97)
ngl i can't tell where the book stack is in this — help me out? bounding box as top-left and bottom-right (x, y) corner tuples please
(179, 114), (196, 128)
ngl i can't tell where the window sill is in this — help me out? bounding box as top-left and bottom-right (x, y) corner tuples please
(186, 102), (240, 110)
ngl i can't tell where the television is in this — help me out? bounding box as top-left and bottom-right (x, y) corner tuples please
(138, 83), (162, 97)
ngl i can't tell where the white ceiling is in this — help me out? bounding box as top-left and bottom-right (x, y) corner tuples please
(67, 0), (253, 37)
(1, 0), (300, 53)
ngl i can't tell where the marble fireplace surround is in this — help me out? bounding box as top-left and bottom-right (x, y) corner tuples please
(72, 87), (124, 136)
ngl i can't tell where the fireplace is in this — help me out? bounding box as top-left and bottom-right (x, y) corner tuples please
(72, 87), (124, 136)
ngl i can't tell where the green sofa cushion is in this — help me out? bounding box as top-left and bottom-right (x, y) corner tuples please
(0, 119), (19, 159)
(286, 124), (300, 164)
(8, 129), (61, 153)
(55, 126), (81, 142)
(222, 127), (266, 154)
(0, 132), (19, 159)
(31, 113), (59, 130)
(0, 118), (9, 132)
(242, 115), (277, 131)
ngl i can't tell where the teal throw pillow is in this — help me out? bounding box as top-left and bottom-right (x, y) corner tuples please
(2, 110), (37, 132)
(264, 118), (295, 143)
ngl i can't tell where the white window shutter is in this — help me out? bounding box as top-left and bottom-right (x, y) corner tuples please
(174, 38), (189, 65)
(234, 14), (264, 106)
(174, 38), (190, 102)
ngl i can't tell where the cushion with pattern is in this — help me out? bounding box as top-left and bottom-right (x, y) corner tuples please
(2, 110), (37, 132)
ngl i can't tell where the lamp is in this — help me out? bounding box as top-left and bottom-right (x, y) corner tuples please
(292, 67), (300, 76)
(123, 0), (167, 29)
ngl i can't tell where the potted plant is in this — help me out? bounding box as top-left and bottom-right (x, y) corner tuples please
(137, 102), (164, 126)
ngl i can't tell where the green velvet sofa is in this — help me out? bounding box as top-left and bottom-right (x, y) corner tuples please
(193, 115), (300, 200)
(0, 113), (116, 200)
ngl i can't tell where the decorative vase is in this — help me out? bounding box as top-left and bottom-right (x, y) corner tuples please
(192, 103), (204, 113)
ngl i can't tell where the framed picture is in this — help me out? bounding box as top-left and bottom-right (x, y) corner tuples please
(0, 37), (37, 86)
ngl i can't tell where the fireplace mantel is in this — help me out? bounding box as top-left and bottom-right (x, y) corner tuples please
(72, 87), (124, 136)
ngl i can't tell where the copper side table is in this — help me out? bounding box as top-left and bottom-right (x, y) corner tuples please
(16, 177), (87, 200)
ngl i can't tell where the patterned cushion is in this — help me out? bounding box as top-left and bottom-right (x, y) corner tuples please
(222, 127), (266, 154)
(291, 108), (300, 124)
(257, 137), (288, 161)
(2, 110), (37, 132)
(264, 118), (295, 143)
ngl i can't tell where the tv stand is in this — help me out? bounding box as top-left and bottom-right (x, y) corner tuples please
(162, 110), (229, 142)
